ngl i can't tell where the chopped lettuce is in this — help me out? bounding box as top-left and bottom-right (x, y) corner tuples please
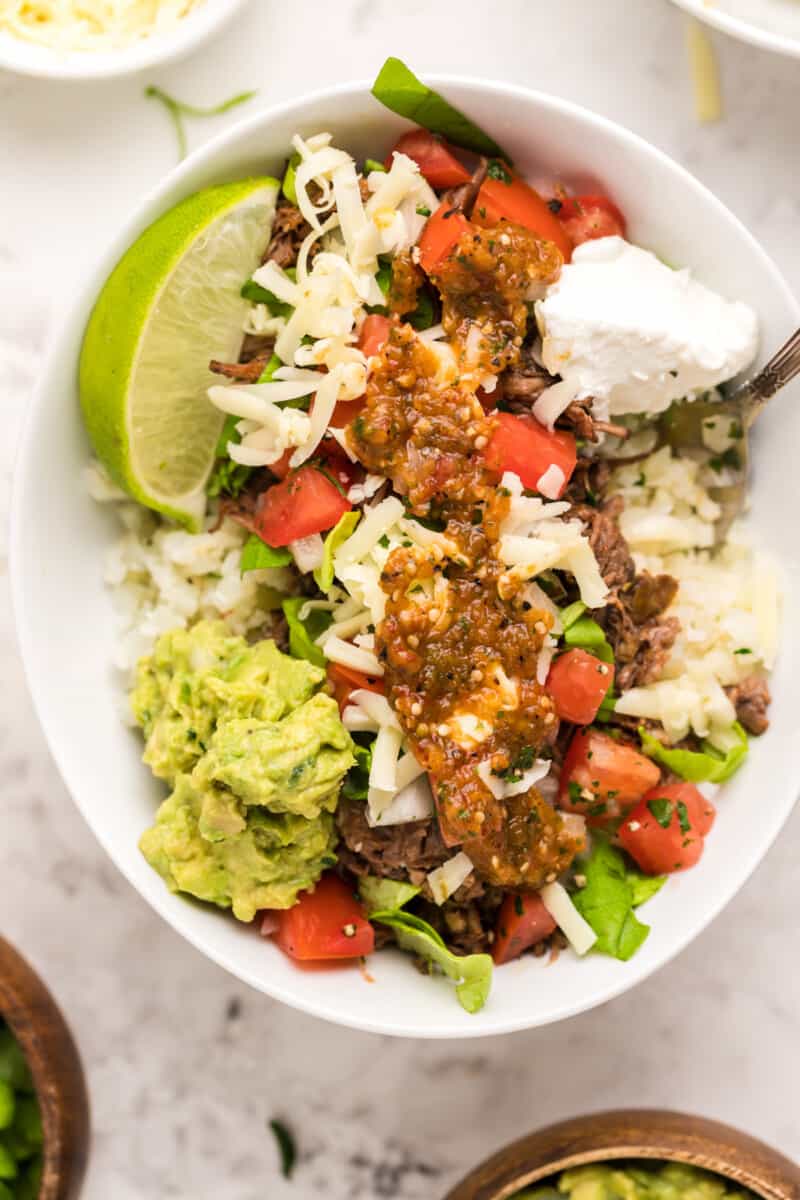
(240, 534), (292, 573)
(282, 151), (301, 204)
(572, 838), (656, 961)
(371, 57), (510, 161)
(560, 601), (614, 664)
(341, 737), (374, 802)
(639, 723), (748, 783)
(240, 280), (293, 317)
(370, 909), (493, 1014)
(281, 598), (332, 669)
(407, 288), (437, 331)
(314, 511), (360, 592)
(207, 415), (251, 499)
(629, 871), (667, 909)
(359, 875), (420, 914)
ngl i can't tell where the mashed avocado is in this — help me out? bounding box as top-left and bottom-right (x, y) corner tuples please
(519, 1164), (754, 1200)
(133, 621), (354, 921)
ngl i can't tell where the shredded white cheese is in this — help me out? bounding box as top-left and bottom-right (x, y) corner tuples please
(427, 853), (474, 906)
(539, 882), (597, 956)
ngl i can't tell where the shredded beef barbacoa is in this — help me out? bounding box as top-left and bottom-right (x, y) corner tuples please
(726, 674), (771, 735)
(262, 198), (313, 270)
(336, 798), (450, 885)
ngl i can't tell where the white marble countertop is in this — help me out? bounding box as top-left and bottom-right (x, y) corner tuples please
(1, 1), (799, 1196)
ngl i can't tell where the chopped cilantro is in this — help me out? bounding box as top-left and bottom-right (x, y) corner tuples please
(647, 797), (674, 828)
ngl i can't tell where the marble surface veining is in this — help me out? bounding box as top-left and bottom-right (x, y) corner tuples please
(1, 1), (799, 1196)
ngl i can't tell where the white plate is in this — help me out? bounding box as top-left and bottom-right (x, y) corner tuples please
(671, 0), (800, 58)
(0, 0), (248, 80)
(10, 78), (800, 1037)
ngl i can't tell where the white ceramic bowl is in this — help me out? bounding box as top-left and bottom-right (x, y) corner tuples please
(0, 0), (248, 80)
(670, 0), (800, 58)
(11, 78), (800, 1038)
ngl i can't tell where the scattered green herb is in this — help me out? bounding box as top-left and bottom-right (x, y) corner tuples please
(269, 1118), (297, 1180)
(647, 797), (674, 829)
(145, 85), (256, 160)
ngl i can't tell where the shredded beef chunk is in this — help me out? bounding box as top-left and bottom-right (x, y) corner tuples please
(562, 458), (612, 506)
(499, 342), (552, 408)
(335, 798), (449, 884)
(611, 609), (680, 691)
(572, 496), (635, 591)
(726, 674), (771, 735)
(413, 888), (504, 957)
(262, 199), (312, 269)
(209, 354), (271, 384)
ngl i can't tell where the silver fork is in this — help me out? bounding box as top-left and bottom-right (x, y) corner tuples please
(661, 326), (800, 543)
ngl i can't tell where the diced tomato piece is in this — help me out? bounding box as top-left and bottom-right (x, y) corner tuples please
(328, 397), (366, 429)
(272, 874), (374, 961)
(327, 662), (385, 713)
(268, 448), (294, 480)
(476, 385), (497, 412)
(547, 649), (614, 725)
(418, 202), (471, 275)
(484, 412), (576, 496)
(475, 174), (572, 261)
(255, 466), (351, 547)
(358, 314), (392, 357)
(386, 129), (471, 189)
(492, 892), (557, 965)
(619, 782), (710, 874)
(559, 729), (661, 824)
(557, 194), (626, 247)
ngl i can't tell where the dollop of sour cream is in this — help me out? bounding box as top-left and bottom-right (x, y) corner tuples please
(535, 237), (759, 419)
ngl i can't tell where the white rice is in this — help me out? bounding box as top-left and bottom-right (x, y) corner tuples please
(86, 462), (295, 674)
(610, 449), (780, 745)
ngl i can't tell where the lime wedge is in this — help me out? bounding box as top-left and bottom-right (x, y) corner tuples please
(79, 177), (279, 529)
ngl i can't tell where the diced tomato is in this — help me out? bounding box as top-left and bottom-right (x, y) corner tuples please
(268, 448), (294, 480)
(492, 892), (557, 965)
(559, 729), (661, 824)
(271, 873), (375, 961)
(619, 782), (710, 874)
(358, 314), (392, 357)
(418, 202), (471, 275)
(484, 411), (576, 496)
(386, 129), (471, 189)
(476, 385), (497, 412)
(475, 174), (572, 261)
(328, 397), (366, 429)
(327, 662), (385, 713)
(255, 466), (351, 546)
(546, 649), (614, 725)
(556, 194), (626, 247)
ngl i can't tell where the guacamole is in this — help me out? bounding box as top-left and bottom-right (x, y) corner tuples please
(134, 621), (355, 921)
(518, 1163), (754, 1200)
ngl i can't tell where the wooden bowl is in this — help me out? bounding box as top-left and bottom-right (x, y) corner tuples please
(445, 1111), (800, 1200)
(0, 937), (90, 1199)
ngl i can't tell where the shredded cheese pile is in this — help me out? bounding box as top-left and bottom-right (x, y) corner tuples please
(0, 0), (205, 52)
(208, 132), (437, 472)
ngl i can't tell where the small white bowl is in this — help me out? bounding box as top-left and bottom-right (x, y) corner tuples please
(11, 78), (800, 1037)
(671, 0), (800, 59)
(0, 0), (248, 80)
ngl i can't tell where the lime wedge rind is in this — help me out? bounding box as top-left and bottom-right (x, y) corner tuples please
(79, 177), (280, 530)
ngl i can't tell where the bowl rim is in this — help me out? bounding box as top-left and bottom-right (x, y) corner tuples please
(669, 0), (800, 59)
(0, 937), (90, 1200)
(9, 73), (800, 1037)
(442, 1109), (800, 1200)
(0, 0), (248, 80)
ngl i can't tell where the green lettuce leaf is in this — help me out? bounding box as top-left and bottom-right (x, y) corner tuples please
(371, 57), (510, 161)
(240, 280), (293, 317)
(370, 909), (493, 1014)
(341, 738), (374, 802)
(572, 839), (652, 961)
(629, 870), (667, 908)
(281, 598), (332, 669)
(359, 875), (420, 914)
(240, 534), (292, 573)
(559, 601), (614, 664)
(206, 415), (252, 499)
(314, 511), (360, 592)
(639, 723), (748, 783)
(407, 288), (437, 331)
(282, 151), (301, 204)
